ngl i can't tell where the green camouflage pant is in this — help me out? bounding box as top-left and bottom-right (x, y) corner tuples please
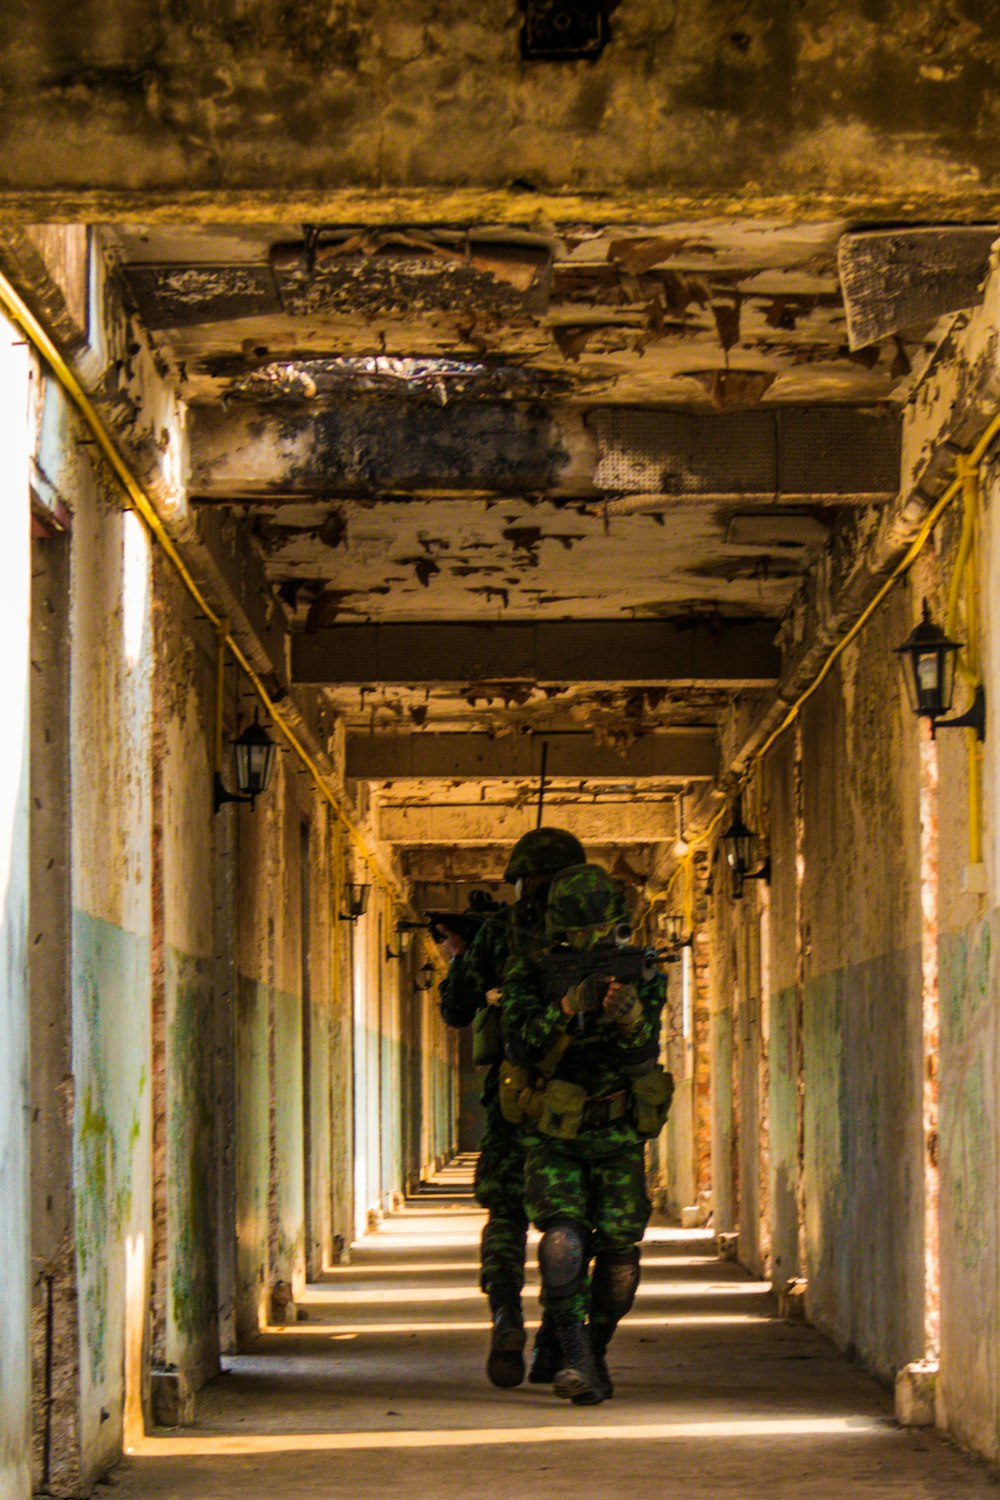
(474, 1099), (528, 1295)
(524, 1130), (650, 1325)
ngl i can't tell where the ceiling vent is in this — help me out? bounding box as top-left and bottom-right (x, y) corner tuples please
(725, 513), (829, 550)
(521, 0), (608, 59)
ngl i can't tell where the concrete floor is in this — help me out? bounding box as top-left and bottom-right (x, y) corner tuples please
(116, 1161), (997, 1499)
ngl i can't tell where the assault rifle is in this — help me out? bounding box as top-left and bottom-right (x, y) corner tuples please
(399, 889), (508, 948)
(539, 928), (668, 1011)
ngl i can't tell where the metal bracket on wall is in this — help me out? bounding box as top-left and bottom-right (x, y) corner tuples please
(933, 683), (987, 742)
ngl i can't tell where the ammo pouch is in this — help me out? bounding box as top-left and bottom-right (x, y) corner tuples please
(499, 1061), (544, 1125)
(499, 1034), (572, 1127)
(538, 1078), (588, 1141)
(472, 1003), (504, 1066)
(631, 1065), (674, 1139)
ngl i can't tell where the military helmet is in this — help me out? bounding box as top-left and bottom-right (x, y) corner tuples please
(504, 826), (586, 884)
(545, 863), (627, 944)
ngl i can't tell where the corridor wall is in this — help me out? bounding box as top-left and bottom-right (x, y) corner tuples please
(0, 227), (463, 1500)
(712, 589), (925, 1379)
(67, 410), (156, 1483)
(796, 595), (925, 1380)
(933, 469), (1000, 1459)
(706, 341), (1000, 1461)
(0, 326), (32, 1500)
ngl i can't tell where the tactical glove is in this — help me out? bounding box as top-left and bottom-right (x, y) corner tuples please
(562, 973), (606, 1015)
(602, 981), (642, 1034)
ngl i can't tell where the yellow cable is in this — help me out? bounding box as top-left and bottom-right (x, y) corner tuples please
(0, 268), (405, 906)
(214, 622), (230, 776)
(949, 457), (985, 867)
(947, 457), (978, 685)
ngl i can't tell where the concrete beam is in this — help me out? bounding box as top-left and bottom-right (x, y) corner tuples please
(190, 403), (900, 502)
(1, 6), (999, 212)
(404, 848), (519, 882)
(294, 621), (779, 688)
(348, 730), (717, 781)
(380, 801), (674, 845)
(190, 402), (587, 500)
(410, 881), (510, 910)
(403, 844), (655, 882)
(585, 407), (900, 501)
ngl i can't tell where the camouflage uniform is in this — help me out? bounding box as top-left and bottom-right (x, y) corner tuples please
(502, 862), (667, 1405)
(438, 827), (586, 1389)
(439, 904), (528, 1294)
(503, 959), (663, 1325)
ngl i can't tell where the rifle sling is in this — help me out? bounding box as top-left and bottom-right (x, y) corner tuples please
(537, 1031), (572, 1079)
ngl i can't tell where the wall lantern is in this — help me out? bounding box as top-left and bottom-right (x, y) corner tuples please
(894, 599), (986, 740)
(385, 924), (414, 962)
(722, 796), (770, 899)
(660, 912), (690, 949)
(657, 911), (693, 964)
(214, 710), (277, 813)
(339, 883), (371, 923)
(414, 961), (436, 992)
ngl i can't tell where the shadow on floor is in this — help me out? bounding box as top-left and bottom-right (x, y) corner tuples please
(114, 1159), (996, 1498)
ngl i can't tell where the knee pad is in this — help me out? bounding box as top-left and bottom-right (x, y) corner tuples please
(537, 1218), (588, 1301)
(591, 1246), (640, 1320)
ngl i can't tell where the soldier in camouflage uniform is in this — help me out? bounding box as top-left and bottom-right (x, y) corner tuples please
(438, 826), (585, 1388)
(502, 863), (669, 1405)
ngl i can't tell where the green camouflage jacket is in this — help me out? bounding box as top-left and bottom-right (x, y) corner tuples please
(501, 954), (665, 1103)
(438, 906), (513, 1028)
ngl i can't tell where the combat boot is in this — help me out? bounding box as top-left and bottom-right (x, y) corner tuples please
(586, 1246), (639, 1402)
(589, 1329), (614, 1400)
(486, 1284), (525, 1388)
(553, 1319), (604, 1405)
(527, 1312), (561, 1384)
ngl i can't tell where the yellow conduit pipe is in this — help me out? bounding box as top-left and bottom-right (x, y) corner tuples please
(0, 268), (405, 908)
(214, 621), (231, 778)
(947, 456), (984, 866)
(682, 852), (695, 935)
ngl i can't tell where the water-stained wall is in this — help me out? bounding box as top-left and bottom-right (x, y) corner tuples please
(934, 462), (1000, 1460)
(151, 555), (221, 1392)
(69, 423), (155, 1481)
(763, 731), (801, 1289)
(0, 229), (464, 1500)
(711, 416), (1000, 1445)
(797, 597), (924, 1380)
(712, 574), (926, 1377)
(0, 328), (32, 1500)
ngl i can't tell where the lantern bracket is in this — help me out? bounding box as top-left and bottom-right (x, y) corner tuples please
(662, 941), (692, 966)
(732, 855), (771, 900)
(931, 683), (986, 741)
(213, 772), (255, 814)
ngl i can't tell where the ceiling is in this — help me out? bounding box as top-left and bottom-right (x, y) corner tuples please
(113, 218), (927, 407)
(103, 215), (938, 894)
